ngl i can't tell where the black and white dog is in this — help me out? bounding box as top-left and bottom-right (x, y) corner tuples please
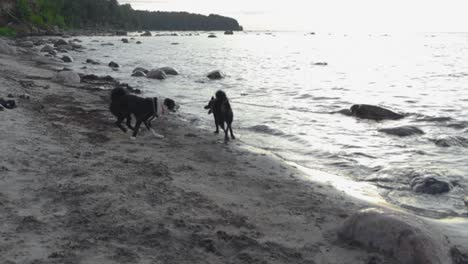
(110, 87), (176, 139)
(204, 90), (235, 142)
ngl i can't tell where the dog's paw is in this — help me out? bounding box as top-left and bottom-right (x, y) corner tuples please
(130, 136), (136, 140)
(151, 130), (165, 139)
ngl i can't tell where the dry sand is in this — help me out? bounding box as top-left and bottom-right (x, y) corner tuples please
(0, 44), (463, 264)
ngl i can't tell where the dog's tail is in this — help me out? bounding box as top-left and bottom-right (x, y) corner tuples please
(111, 87), (128, 101)
(215, 90), (228, 101)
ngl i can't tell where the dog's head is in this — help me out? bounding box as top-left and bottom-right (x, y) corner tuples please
(204, 96), (215, 114)
(163, 98), (177, 112)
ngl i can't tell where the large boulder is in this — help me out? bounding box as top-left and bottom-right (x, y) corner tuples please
(350, 104), (404, 120)
(121, 38), (129, 43)
(378, 126), (424, 137)
(410, 175), (453, 194)
(339, 208), (453, 264)
(54, 71), (80, 84)
(158, 66), (179, 75)
(146, 69), (167, 80)
(61, 55), (73, 63)
(0, 38), (17, 55)
(207, 70), (225, 80)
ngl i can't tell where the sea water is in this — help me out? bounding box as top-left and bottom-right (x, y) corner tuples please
(68, 31), (468, 218)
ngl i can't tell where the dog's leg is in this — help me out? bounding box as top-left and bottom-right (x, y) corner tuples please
(116, 117), (127, 133)
(220, 123), (229, 142)
(214, 122), (219, 134)
(125, 115), (135, 131)
(131, 120), (143, 140)
(229, 124), (235, 139)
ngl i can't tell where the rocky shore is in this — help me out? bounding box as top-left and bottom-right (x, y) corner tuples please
(0, 37), (467, 263)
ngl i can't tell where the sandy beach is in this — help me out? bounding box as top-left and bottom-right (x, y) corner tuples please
(0, 37), (466, 264)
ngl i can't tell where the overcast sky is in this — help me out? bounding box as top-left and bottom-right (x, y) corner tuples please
(119, 0), (467, 32)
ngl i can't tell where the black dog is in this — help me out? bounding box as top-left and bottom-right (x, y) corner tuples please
(204, 90), (235, 142)
(110, 87), (176, 139)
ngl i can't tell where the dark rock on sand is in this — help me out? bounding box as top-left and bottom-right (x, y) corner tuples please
(109, 61), (120, 68)
(121, 38), (129, 43)
(378, 126), (424, 137)
(141, 31), (152, 37)
(136, 41), (142, 44)
(224, 30), (234, 35)
(410, 175), (452, 194)
(133, 67), (149, 74)
(86, 59), (100, 65)
(62, 55), (73, 63)
(131, 71), (146, 77)
(208, 34), (217, 38)
(146, 69), (167, 80)
(207, 70), (225, 80)
(433, 135), (468, 148)
(339, 208), (452, 264)
(0, 98), (16, 109)
(158, 67), (179, 75)
(313, 62), (328, 66)
(350, 104), (404, 120)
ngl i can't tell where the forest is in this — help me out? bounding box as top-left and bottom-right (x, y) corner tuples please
(5, 0), (242, 32)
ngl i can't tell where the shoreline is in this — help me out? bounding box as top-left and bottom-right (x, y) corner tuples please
(1, 37), (467, 263)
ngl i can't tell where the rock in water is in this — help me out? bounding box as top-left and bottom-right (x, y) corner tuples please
(54, 71), (80, 84)
(207, 70), (225, 80)
(54, 39), (68, 47)
(410, 175), (452, 194)
(133, 67), (149, 74)
(339, 208), (453, 264)
(158, 67), (179, 75)
(108, 61), (120, 68)
(131, 71), (146, 77)
(433, 135), (468, 148)
(62, 55), (73, 63)
(146, 69), (167, 80)
(378, 126), (424, 137)
(350, 104), (404, 120)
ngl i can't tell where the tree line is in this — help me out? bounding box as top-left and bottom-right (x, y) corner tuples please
(13, 0), (242, 31)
